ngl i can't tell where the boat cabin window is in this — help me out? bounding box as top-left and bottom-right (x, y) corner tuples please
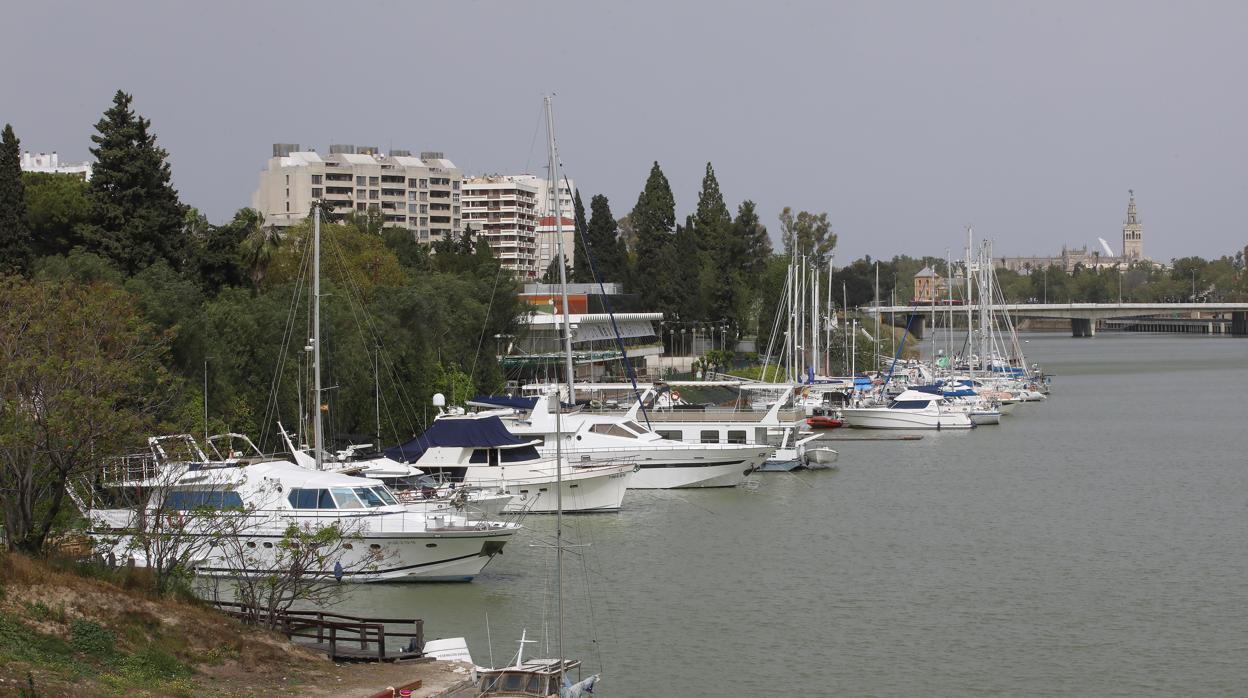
(589, 423), (637, 439)
(502, 673), (525, 690)
(889, 399), (932, 410)
(469, 449), (501, 466)
(372, 487), (398, 505)
(287, 488), (336, 510)
(700, 430), (720, 444)
(621, 420), (649, 435)
(500, 445), (540, 463)
(727, 430), (747, 444)
(165, 490), (244, 511)
(656, 430), (683, 441)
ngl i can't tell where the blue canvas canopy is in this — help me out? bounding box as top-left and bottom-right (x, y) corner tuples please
(384, 416), (529, 463)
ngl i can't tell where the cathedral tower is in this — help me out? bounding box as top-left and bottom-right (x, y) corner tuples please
(1122, 190), (1143, 261)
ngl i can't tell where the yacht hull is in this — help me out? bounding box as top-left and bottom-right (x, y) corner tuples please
(841, 409), (974, 430)
(92, 524), (516, 583)
(546, 444), (768, 489)
(458, 464), (636, 513)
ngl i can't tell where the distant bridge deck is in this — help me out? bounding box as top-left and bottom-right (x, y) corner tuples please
(866, 303), (1248, 337)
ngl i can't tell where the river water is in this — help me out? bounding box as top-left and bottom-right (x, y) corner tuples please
(332, 332), (1248, 697)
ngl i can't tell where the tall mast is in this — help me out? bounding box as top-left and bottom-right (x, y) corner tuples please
(543, 94), (566, 685)
(312, 206), (324, 470)
(811, 260), (820, 378)
(545, 96), (575, 405)
(873, 261), (880, 374)
(965, 227), (974, 378)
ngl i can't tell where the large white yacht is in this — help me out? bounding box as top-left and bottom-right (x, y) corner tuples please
(80, 436), (519, 582)
(384, 414), (637, 513)
(473, 395), (772, 489)
(840, 389), (975, 430)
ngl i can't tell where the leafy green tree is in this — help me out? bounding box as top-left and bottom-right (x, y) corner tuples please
(778, 207), (837, 263)
(187, 207), (248, 293)
(693, 163), (736, 328)
(382, 227), (430, 270)
(734, 200), (770, 281)
(0, 124), (32, 274)
(629, 162), (676, 308)
(0, 276), (168, 554)
(23, 172), (91, 258)
(669, 216), (703, 321)
(77, 91), (187, 274)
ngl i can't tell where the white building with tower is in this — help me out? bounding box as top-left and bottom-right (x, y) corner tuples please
(20, 151), (93, 180)
(995, 190), (1154, 273)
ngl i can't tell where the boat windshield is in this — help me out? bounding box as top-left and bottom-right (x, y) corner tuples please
(371, 487), (398, 506)
(353, 487), (388, 508)
(330, 487), (364, 509)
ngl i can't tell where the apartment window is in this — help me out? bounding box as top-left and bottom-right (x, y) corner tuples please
(356, 188), (366, 198)
(356, 176), (366, 186)
(408, 191), (418, 201)
(368, 176), (379, 186)
(285, 188), (289, 197)
(453, 206), (460, 215)
(418, 178), (428, 189)
(452, 193), (459, 202)
(369, 203), (379, 211)
(408, 204), (418, 213)
(369, 189), (379, 200)
(408, 178), (419, 188)
(420, 204), (427, 214)
(452, 180), (460, 190)
(285, 174), (289, 184)
(419, 217), (428, 226)
(311, 187), (323, 198)
(311, 174), (322, 184)
(420, 192), (428, 202)
(356, 203), (367, 211)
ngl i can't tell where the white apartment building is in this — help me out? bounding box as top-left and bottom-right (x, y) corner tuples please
(462, 174), (577, 278)
(20, 151), (93, 180)
(251, 144), (461, 240)
(462, 176), (540, 279)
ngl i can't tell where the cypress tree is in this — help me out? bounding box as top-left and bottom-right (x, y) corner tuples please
(0, 124), (32, 274)
(629, 162), (676, 310)
(571, 190), (593, 282)
(694, 163), (736, 325)
(585, 194), (627, 284)
(78, 91), (187, 274)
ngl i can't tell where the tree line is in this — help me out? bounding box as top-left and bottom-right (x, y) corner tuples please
(0, 91), (522, 555)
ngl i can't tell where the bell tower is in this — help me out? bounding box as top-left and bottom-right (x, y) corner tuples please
(1122, 190), (1143, 261)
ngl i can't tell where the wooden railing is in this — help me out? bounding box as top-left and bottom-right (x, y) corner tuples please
(213, 601), (424, 662)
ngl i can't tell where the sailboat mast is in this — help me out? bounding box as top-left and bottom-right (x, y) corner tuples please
(545, 97), (575, 405)
(543, 94), (566, 685)
(312, 206), (324, 470)
(965, 227), (974, 378)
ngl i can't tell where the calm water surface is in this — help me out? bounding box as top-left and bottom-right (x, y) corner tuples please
(333, 333), (1248, 697)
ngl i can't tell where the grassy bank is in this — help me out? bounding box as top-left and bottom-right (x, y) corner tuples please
(0, 554), (469, 697)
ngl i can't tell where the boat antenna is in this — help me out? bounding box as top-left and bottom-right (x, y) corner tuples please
(312, 206), (324, 470)
(544, 93), (566, 687)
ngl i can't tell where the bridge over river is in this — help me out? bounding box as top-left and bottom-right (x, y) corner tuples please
(867, 303), (1248, 337)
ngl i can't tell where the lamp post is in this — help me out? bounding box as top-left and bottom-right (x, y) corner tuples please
(1043, 267), (1048, 304)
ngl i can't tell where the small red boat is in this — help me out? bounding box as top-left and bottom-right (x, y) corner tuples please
(806, 415), (844, 430)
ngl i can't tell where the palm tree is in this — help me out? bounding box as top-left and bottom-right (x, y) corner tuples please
(238, 209), (281, 292)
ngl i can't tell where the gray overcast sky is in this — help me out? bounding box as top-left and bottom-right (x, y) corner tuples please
(5, 0), (1246, 263)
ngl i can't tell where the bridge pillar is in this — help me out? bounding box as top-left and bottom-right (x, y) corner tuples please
(1232, 311), (1248, 337)
(906, 314), (925, 340)
(1071, 318), (1096, 337)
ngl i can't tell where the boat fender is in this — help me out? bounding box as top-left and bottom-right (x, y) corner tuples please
(671, 390), (681, 402)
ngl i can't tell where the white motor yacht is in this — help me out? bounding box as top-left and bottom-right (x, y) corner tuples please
(384, 414), (636, 513)
(80, 437), (519, 582)
(840, 389), (974, 430)
(473, 395), (771, 489)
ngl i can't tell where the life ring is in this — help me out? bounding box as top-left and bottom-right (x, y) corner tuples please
(670, 390), (682, 402)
